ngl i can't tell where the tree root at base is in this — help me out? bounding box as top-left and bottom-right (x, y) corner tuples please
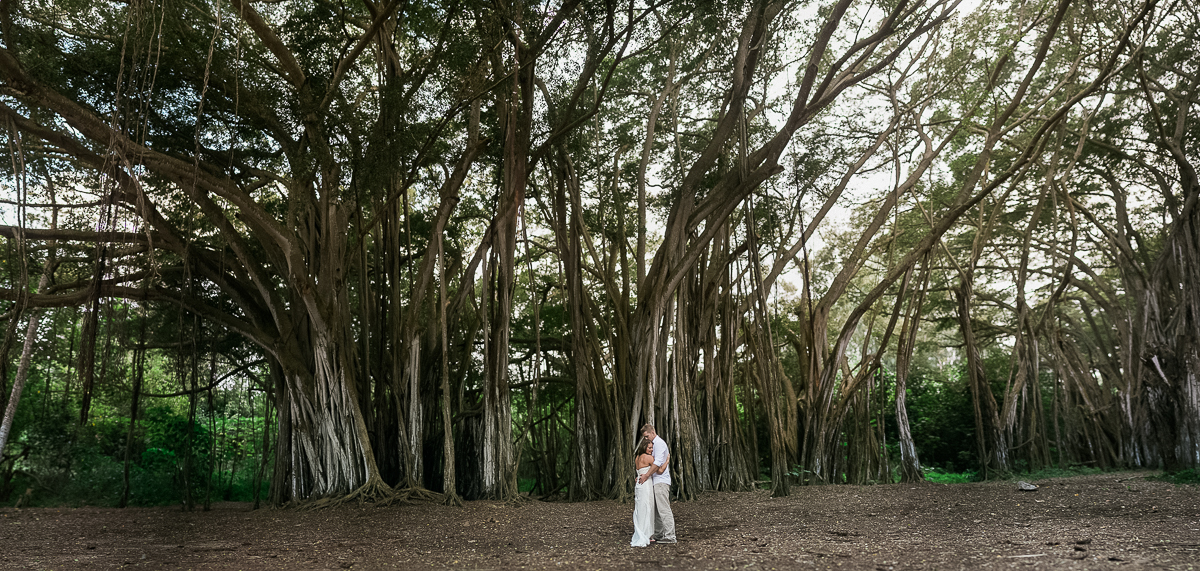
(378, 483), (446, 507)
(300, 476), (396, 509)
(441, 491), (463, 507)
(287, 477), (465, 509)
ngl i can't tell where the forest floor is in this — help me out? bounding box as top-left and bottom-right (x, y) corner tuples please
(2, 470), (1197, 570)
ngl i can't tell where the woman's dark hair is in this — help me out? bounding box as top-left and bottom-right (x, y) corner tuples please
(635, 436), (653, 457)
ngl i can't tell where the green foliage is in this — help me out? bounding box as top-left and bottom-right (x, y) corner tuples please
(6, 396), (270, 507)
(922, 467), (976, 484)
(1149, 470), (1200, 486)
(1016, 466), (1104, 481)
(905, 364), (978, 473)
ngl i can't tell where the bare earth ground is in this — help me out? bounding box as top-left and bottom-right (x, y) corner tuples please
(2, 471), (1198, 570)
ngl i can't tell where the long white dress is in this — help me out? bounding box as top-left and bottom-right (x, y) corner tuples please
(631, 466), (655, 547)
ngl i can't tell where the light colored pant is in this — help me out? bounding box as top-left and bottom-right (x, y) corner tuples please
(652, 483), (676, 541)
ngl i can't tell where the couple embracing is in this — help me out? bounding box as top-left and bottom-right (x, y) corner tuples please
(631, 423), (676, 547)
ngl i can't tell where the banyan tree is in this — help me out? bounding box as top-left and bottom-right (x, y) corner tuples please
(0, 0), (1195, 507)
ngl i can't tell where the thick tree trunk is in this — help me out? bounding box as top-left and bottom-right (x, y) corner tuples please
(692, 232), (754, 492)
(744, 209), (791, 496)
(1131, 61), (1200, 470)
(437, 234), (461, 505)
(76, 295), (101, 425)
(268, 199), (391, 504)
(477, 45), (530, 501)
(0, 225), (55, 461)
(269, 360), (291, 506)
(118, 318), (147, 508)
(274, 330), (385, 502)
(0, 309), (44, 460)
(955, 279), (1009, 476)
(551, 151), (620, 501)
(893, 262), (928, 483)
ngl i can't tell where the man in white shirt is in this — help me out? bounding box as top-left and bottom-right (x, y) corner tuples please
(638, 423), (676, 544)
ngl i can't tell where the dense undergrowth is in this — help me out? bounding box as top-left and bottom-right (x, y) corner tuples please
(1149, 469), (1200, 485)
(922, 466), (1200, 486)
(1, 401), (269, 507)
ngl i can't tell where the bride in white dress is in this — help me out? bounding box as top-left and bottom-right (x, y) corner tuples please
(632, 436), (668, 547)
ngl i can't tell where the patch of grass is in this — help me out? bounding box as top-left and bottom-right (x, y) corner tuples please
(1149, 469), (1200, 485)
(923, 467), (974, 484)
(1019, 466), (1105, 480)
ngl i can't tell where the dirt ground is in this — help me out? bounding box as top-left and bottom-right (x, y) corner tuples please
(2, 470), (1197, 570)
